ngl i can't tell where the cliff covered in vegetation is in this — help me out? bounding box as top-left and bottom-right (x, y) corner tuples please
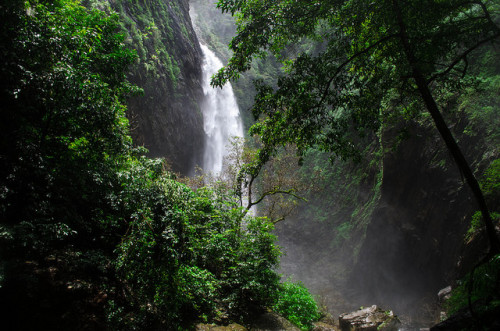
(88, 0), (205, 173)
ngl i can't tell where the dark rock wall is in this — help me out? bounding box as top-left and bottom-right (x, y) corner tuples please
(349, 119), (485, 313)
(276, 113), (495, 318)
(111, 0), (205, 174)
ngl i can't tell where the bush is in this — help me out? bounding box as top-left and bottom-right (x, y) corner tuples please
(273, 281), (321, 330)
(111, 160), (281, 328)
(446, 254), (500, 316)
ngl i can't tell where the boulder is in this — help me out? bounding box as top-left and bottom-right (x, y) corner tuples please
(313, 321), (338, 330)
(247, 311), (301, 330)
(339, 305), (400, 331)
(195, 323), (247, 331)
(437, 286), (452, 303)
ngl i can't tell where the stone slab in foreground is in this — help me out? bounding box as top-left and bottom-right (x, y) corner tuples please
(339, 305), (400, 331)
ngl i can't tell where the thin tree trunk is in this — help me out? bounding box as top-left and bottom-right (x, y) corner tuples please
(413, 72), (500, 255)
(393, 0), (500, 256)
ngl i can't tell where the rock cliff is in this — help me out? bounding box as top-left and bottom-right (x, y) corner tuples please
(276, 108), (498, 321)
(349, 120), (475, 312)
(107, 0), (205, 174)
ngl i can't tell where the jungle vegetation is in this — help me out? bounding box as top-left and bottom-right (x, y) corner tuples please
(1, 0), (499, 329)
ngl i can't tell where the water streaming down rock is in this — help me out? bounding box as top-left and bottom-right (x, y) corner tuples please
(199, 44), (244, 174)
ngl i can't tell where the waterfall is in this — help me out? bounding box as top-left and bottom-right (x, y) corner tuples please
(199, 44), (244, 174)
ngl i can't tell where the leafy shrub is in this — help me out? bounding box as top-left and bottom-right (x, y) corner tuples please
(446, 255), (500, 317)
(111, 159), (281, 328)
(273, 281), (321, 330)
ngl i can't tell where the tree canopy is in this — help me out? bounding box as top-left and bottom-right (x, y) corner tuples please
(213, 0), (500, 254)
(0, 0), (139, 242)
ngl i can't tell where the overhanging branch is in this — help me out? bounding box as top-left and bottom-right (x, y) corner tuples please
(427, 32), (500, 84)
(315, 33), (399, 109)
(246, 187), (306, 211)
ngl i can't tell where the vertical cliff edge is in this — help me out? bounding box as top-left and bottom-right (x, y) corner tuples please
(91, 0), (205, 174)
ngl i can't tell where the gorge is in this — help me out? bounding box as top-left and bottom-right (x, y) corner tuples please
(0, 0), (498, 330)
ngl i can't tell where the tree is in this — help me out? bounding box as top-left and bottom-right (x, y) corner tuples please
(181, 137), (310, 223)
(213, 0), (500, 255)
(0, 0), (139, 245)
(0, 0), (140, 328)
(227, 139), (309, 223)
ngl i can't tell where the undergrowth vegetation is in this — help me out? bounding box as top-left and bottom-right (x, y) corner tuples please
(445, 254), (500, 327)
(107, 157), (281, 328)
(273, 281), (321, 330)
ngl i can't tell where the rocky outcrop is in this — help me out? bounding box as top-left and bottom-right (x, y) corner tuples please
(111, 0), (205, 174)
(339, 305), (400, 331)
(246, 311), (301, 330)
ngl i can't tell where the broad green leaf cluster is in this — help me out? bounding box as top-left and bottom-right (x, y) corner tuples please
(110, 157), (280, 328)
(273, 281), (321, 330)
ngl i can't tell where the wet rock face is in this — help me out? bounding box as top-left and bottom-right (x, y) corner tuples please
(437, 286), (452, 303)
(118, 0), (205, 174)
(339, 305), (400, 331)
(350, 121), (476, 312)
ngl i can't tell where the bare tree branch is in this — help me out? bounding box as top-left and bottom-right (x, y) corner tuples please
(427, 32), (500, 84)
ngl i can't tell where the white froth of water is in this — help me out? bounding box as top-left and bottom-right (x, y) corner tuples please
(199, 44), (243, 174)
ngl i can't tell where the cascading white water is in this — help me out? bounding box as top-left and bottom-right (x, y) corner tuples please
(199, 44), (244, 174)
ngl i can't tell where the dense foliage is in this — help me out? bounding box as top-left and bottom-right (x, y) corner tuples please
(0, 0), (138, 256)
(273, 281), (321, 330)
(97, 0), (185, 86)
(445, 254), (500, 328)
(0, 1), (281, 329)
(3, 0), (497, 328)
(110, 157), (280, 328)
